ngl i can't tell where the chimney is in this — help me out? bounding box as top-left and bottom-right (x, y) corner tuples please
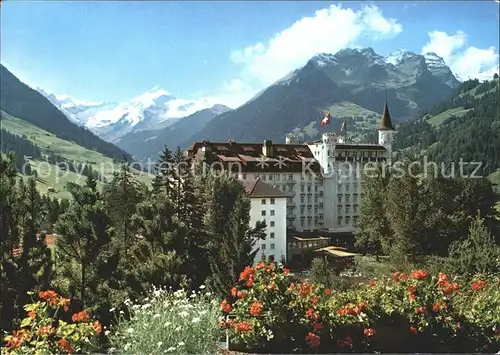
(262, 140), (274, 157)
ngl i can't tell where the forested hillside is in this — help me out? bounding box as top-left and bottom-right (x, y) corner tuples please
(394, 79), (500, 177)
(0, 65), (131, 161)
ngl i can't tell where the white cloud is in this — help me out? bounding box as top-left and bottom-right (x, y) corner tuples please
(421, 30), (499, 81)
(217, 4), (402, 108)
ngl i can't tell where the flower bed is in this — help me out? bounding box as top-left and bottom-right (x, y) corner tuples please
(2, 290), (102, 354)
(220, 262), (500, 353)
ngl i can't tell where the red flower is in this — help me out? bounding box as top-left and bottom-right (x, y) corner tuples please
(220, 299), (232, 313)
(312, 322), (323, 331)
(235, 321), (252, 333)
(231, 287), (237, 297)
(38, 290), (58, 302)
(283, 267), (290, 275)
(237, 290), (245, 299)
(393, 272), (400, 282)
(305, 332), (320, 347)
(249, 301), (263, 316)
(415, 306), (426, 314)
(239, 266), (255, 281)
(289, 283), (295, 292)
(399, 273), (408, 281)
(71, 310), (90, 322)
(37, 326), (55, 336)
(409, 326), (418, 334)
(368, 280), (376, 287)
(92, 320), (102, 335)
(255, 262), (266, 270)
(364, 328), (376, 337)
(309, 296), (319, 305)
(5, 330), (29, 349)
(432, 301), (444, 312)
(408, 285), (417, 294)
(306, 308), (320, 320)
(338, 335), (353, 347)
(58, 338), (74, 354)
(27, 311), (36, 319)
(410, 270), (427, 280)
(471, 280), (487, 291)
(324, 288), (331, 296)
(299, 283), (312, 297)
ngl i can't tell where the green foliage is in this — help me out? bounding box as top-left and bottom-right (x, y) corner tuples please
(448, 215), (500, 277)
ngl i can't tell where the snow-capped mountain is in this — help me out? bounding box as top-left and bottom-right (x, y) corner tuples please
(38, 87), (224, 142)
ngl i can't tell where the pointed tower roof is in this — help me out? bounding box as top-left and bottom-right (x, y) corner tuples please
(378, 100), (395, 131)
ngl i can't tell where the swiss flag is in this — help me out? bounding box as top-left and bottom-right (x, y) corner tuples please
(321, 112), (331, 126)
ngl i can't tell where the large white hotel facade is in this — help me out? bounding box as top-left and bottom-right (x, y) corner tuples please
(184, 102), (396, 263)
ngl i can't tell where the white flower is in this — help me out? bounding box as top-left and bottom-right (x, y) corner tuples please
(141, 303), (151, 310)
(179, 311), (189, 317)
(199, 310), (207, 316)
(178, 341), (185, 346)
(119, 310), (124, 314)
(104, 330), (110, 336)
(191, 317), (201, 323)
(153, 314), (161, 319)
(124, 343), (131, 351)
(166, 347), (176, 352)
(199, 285), (206, 289)
(157, 341), (163, 347)
(164, 321), (172, 327)
(126, 328), (134, 334)
(175, 326), (181, 331)
(109, 308), (116, 312)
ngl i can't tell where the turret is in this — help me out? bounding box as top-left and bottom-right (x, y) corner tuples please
(378, 100), (396, 160)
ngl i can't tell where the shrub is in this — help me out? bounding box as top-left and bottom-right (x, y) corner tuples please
(108, 286), (222, 354)
(2, 290), (101, 354)
(221, 262), (500, 353)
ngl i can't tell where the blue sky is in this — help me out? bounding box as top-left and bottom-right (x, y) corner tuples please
(1, 1), (499, 108)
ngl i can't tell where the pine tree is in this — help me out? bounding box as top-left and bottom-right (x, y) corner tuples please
(55, 175), (116, 308)
(103, 163), (143, 259)
(152, 145), (174, 194)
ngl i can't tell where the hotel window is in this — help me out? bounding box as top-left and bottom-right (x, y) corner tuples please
(262, 175), (266, 181)
(261, 244), (266, 250)
(300, 197), (305, 204)
(307, 217), (312, 226)
(319, 202), (323, 209)
(327, 150), (331, 157)
(307, 206), (312, 213)
(314, 206), (318, 214)
(346, 184), (350, 192)
(276, 174), (280, 181)
(301, 184), (305, 192)
(353, 204), (358, 213)
(353, 216), (359, 227)
(307, 196), (311, 203)
(270, 210), (275, 216)
(287, 220), (293, 228)
(314, 196), (318, 203)
(270, 221), (275, 227)
(300, 207), (305, 215)
(261, 210), (266, 216)
(346, 205), (350, 213)
(338, 195), (342, 203)
(268, 255), (275, 262)
(300, 219), (305, 227)
(315, 185), (318, 192)
(270, 243), (275, 250)
(269, 175), (273, 180)
(346, 216), (351, 224)
(338, 217), (342, 225)
(288, 174), (293, 180)
(319, 213), (323, 219)
(353, 193), (358, 200)
(338, 204), (342, 211)
(270, 198), (275, 204)
(270, 232), (275, 239)
(307, 184), (311, 192)
(261, 199), (266, 205)
(345, 194), (350, 202)
(319, 191), (323, 197)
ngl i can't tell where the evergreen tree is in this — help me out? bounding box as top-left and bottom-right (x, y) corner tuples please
(55, 175), (116, 308)
(152, 145), (174, 194)
(103, 163), (144, 259)
(448, 215), (500, 277)
(201, 172), (266, 297)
